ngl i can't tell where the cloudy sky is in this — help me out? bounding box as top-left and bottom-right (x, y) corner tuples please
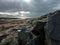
(0, 0), (60, 18)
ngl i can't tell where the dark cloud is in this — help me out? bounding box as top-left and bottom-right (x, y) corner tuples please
(0, 0), (60, 18)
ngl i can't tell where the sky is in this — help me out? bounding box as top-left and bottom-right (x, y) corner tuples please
(0, 0), (60, 18)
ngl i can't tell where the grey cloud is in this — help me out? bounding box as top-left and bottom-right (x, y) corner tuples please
(0, 0), (60, 18)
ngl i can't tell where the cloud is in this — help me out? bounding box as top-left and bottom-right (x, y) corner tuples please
(0, 0), (20, 2)
(0, 0), (60, 18)
(0, 12), (19, 15)
(43, 0), (48, 2)
(53, 4), (60, 10)
(0, 11), (30, 17)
